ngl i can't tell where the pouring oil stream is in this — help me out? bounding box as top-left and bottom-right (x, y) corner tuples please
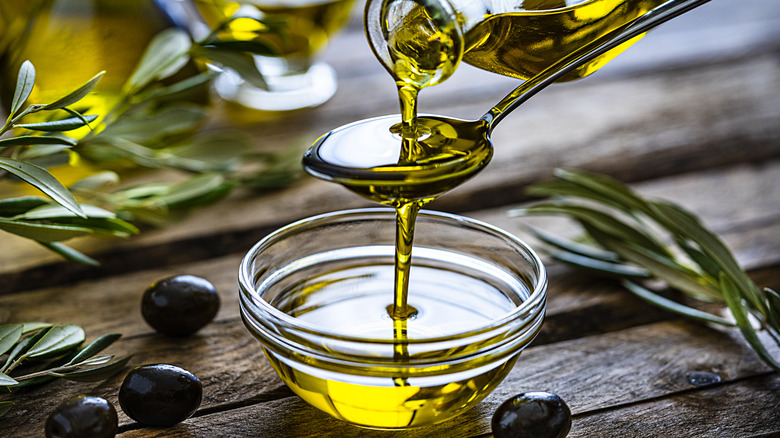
(304, 0), (712, 322)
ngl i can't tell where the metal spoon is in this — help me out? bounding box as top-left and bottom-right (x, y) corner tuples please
(303, 0), (712, 202)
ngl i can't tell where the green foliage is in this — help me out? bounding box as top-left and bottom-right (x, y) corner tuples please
(512, 168), (780, 370)
(0, 21), (301, 264)
(0, 323), (130, 418)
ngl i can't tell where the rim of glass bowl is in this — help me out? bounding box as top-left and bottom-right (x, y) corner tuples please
(239, 207), (547, 345)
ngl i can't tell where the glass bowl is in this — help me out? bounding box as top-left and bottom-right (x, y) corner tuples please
(239, 208), (547, 429)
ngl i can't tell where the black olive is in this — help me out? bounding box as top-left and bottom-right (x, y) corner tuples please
(492, 392), (571, 438)
(142, 275), (220, 336)
(45, 395), (117, 438)
(118, 364), (202, 427)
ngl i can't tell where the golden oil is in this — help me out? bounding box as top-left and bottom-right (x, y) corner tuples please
(462, 0), (666, 80)
(262, 259), (528, 429)
(239, 209), (547, 429)
(382, 0), (462, 92)
(266, 350), (517, 428)
(0, 0), (195, 124)
(305, 115), (491, 207)
(313, 0), (666, 318)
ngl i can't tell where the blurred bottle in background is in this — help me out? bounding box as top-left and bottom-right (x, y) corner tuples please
(191, 0), (356, 111)
(0, 0), (205, 125)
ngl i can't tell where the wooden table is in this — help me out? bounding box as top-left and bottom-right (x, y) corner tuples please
(2, 0), (779, 436)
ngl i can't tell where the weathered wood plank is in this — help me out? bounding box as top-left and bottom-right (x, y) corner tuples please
(0, 320), (289, 437)
(106, 320), (779, 438)
(568, 373), (780, 438)
(2, 2), (779, 437)
(2, 223), (778, 435)
(0, 4), (778, 290)
(2, 257), (778, 435)
(2, 158), (779, 332)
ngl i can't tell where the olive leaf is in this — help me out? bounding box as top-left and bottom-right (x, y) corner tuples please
(0, 324), (130, 418)
(1, 326), (51, 373)
(14, 114), (99, 132)
(0, 200), (136, 243)
(649, 200), (766, 311)
(42, 71), (104, 110)
(0, 325), (24, 357)
(587, 226), (722, 302)
(621, 279), (733, 326)
(9, 60), (35, 118)
(68, 171), (120, 191)
(132, 71), (215, 102)
(16, 203), (115, 220)
(0, 60), (145, 265)
(721, 273), (780, 370)
(58, 354), (133, 382)
(513, 168), (780, 370)
(0, 158), (85, 218)
(155, 173), (233, 209)
(0, 218), (94, 242)
(96, 104), (207, 144)
(118, 173), (233, 211)
(194, 46), (268, 89)
(765, 288), (780, 332)
(521, 222), (623, 263)
(21, 322), (54, 333)
(517, 203), (670, 257)
(0, 10), (301, 264)
(198, 13), (283, 57)
(66, 333), (121, 365)
(24, 324), (85, 360)
(158, 129), (250, 172)
(125, 28), (192, 94)
(16, 144), (73, 161)
(0, 374), (17, 386)
(0, 135), (77, 147)
(535, 168), (651, 214)
(0, 197), (49, 217)
(39, 242), (100, 267)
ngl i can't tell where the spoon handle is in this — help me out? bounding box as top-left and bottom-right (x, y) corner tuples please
(481, 0), (712, 131)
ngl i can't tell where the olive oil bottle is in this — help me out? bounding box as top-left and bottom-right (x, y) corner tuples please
(193, 0), (355, 64)
(461, 0), (668, 80)
(370, 0), (667, 86)
(0, 0), (196, 125)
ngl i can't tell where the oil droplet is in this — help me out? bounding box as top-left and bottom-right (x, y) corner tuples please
(687, 371), (722, 387)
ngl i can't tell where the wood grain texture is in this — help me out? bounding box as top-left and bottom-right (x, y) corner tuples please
(2, 159), (779, 331)
(1, 1), (778, 436)
(106, 321), (779, 438)
(1, 164), (778, 436)
(568, 373), (780, 438)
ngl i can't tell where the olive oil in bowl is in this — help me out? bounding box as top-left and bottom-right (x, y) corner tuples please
(239, 209), (547, 429)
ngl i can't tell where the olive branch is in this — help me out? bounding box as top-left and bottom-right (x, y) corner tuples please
(0, 323), (131, 418)
(511, 168), (780, 371)
(0, 18), (302, 265)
